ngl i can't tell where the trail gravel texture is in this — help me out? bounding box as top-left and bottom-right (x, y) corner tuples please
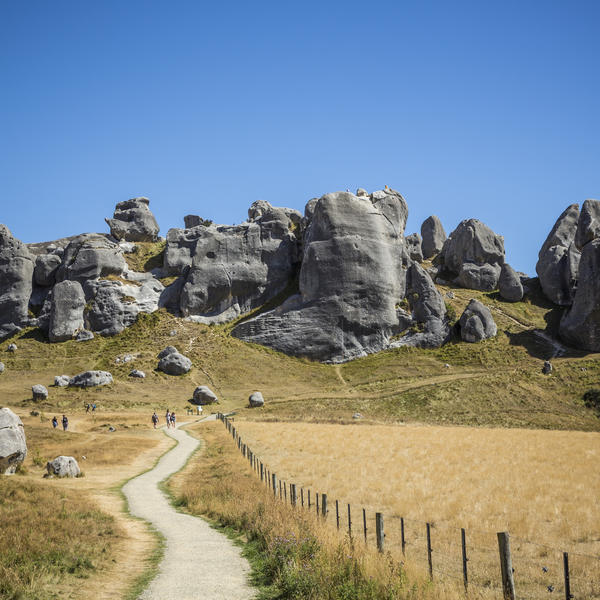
(123, 421), (256, 600)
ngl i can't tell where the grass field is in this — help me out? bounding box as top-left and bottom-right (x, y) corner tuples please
(229, 419), (600, 598)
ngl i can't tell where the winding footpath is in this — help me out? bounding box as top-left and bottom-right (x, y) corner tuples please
(123, 421), (255, 600)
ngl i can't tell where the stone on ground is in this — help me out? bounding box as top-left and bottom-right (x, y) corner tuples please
(192, 386), (218, 405)
(158, 352), (192, 375)
(32, 384), (48, 401)
(498, 263), (524, 302)
(0, 407), (27, 474)
(248, 392), (265, 407)
(459, 299), (497, 343)
(46, 456), (80, 478)
(69, 371), (113, 387)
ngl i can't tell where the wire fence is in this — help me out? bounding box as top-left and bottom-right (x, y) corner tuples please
(217, 414), (600, 599)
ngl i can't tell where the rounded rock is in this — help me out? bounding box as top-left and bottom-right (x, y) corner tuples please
(129, 369), (146, 378)
(192, 385), (218, 405)
(46, 456), (80, 478)
(248, 392), (265, 408)
(69, 371), (113, 388)
(0, 407), (27, 474)
(54, 375), (70, 387)
(158, 352), (192, 375)
(32, 384), (48, 401)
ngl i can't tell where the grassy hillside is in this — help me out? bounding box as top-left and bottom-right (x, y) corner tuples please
(0, 277), (598, 430)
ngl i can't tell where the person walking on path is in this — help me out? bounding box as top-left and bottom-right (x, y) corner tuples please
(91, 403), (96, 412)
(170, 411), (176, 427)
(196, 405), (203, 416)
(165, 410), (171, 428)
(52, 416), (58, 428)
(151, 412), (159, 429)
(85, 403), (90, 413)
(62, 414), (68, 431)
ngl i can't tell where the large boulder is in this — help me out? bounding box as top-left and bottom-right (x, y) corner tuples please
(498, 263), (524, 302)
(34, 253), (61, 287)
(55, 234), (127, 284)
(0, 225), (35, 339)
(105, 197), (159, 242)
(459, 299), (497, 343)
(32, 384), (48, 401)
(405, 233), (423, 262)
(157, 346), (178, 359)
(421, 215), (447, 259)
(0, 408), (27, 474)
(536, 204), (580, 306)
(248, 392), (265, 407)
(233, 189), (410, 362)
(46, 456), (80, 478)
(0, 362), (4, 374)
(48, 280), (85, 342)
(158, 352), (192, 375)
(192, 385), (218, 405)
(54, 375), (70, 387)
(559, 239), (600, 351)
(69, 371), (113, 387)
(438, 219), (504, 291)
(165, 201), (301, 323)
(575, 199), (600, 251)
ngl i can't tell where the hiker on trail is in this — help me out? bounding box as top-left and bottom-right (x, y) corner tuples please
(85, 403), (90, 413)
(151, 412), (159, 429)
(91, 403), (96, 412)
(165, 410), (171, 428)
(62, 415), (68, 431)
(52, 416), (58, 428)
(196, 405), (203, 416)
(170, 411), (176, 427)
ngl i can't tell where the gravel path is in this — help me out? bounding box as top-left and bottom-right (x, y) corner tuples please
(123, 421), (256, 600)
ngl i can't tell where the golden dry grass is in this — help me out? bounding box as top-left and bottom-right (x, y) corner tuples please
(232, 419), (600, 598)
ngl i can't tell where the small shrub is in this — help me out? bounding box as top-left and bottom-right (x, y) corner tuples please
(583, 389), (600, 416)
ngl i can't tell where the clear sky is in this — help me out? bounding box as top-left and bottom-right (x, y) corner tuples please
(1, 1), (598, 275)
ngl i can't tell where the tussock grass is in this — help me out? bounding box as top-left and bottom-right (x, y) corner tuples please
(233, 420), (600, 597)
(0, 479), (119, 600)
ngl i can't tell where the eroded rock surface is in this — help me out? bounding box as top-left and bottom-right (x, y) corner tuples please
(69, 371), (113, 387)
(48, 280), (85, 342)
(192, 386), (218, 405)
(459, 299), (497, 343)
(498, 263), (524, 302)
(0, 408), (27, 474)
(106, 197), (159, 242)
(421, 215), (447, 259)
(46, 456), (80, 478)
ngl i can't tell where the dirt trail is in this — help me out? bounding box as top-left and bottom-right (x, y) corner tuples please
(123, 421), (255, 600)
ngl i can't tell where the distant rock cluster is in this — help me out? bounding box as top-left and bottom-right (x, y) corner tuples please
(0, 189), (598, 362)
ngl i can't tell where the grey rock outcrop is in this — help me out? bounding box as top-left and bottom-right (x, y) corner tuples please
(405, 233), (423, 262)
(76, 330), (94, 342)
(536, 204), (580, 306)
(575, 199), (600, 251)
(542, 361), (553, 375)
(129, 369), (145, 378)
(46, 456), (80, 478)
(54, 375), (70, 387)
(248, 392), (265, 407)
(69, 371), (113, 387)
(559, 239), (600, 351)
(158, 352), (192, 375)
(32, 384), (48, 401)
(421, 216), (447, 259)
(192, 385), (218, 405)
(459, 299), (497, 343)
(106, 197), (159, 242)
(56, 234), (127, 284)
(0, 225), (34, 339)
(34, 253), (61, 287)
(0, 408), (27, 474)
(158, 346), (178, 359)
(0, 362), (4, 374)
(166, 200), (301, 324)
(233, 189), (410, 362)
(7, 343), (17, 352)
(439, 219), (504, 291)
(498, 263), (524, 302)
(48, 280), (85, 342)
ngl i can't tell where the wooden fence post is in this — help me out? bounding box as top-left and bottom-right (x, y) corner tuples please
(279, 480), (282, 500)
(401, 517), (406, 555)
(347, 504), (352, 536)
(290, 484), (297, 507)
(363, 508), (367, 544)
(461, 528), (468, 592)
(260, 462), (264, 482)
(336, 500), (340, 529)
(563, 552), (571, 600)
(497, 532), (516, 600)
(376, 513), (384, 553)
(301, 488), (304, 507)
(426, 522), (433, 580)
(308, 490), (311, 508)
(283, 482), (287, 502)
(272, 473), (277, 497)
(321, 494), (328, 518)
(316, 493), (319, 515)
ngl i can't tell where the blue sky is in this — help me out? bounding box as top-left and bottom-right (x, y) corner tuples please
(1, 1), (598, 274)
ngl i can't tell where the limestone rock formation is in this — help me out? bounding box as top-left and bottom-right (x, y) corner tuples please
(575, 199), (600, 251)
(559, 239), (600, 351)
(405, 233), (423, 262)
(69, 371), (113, 387)
(129, 369), (146, 378)
(438, 219), (505, 291)
(0, 408), (27, 474)
(158, 352), (192, 375)
(0, 362), (4, 374)
(105, 197), (159, 242)
(0, 225), (34, 339)
(459, 299), (497, 343)
(498, 263), (524, 302)
(421, 215), (447, 259)
(54, 375), (70, 387)
(34, 253), (61, 287)
(48, 280), (85, 342)
(536, 204), (580, 306)
(192, 386), (218, 405)
(56, 234), (127, 284)
(248, 392), (265, 407)
(46, 456), (80, 478)
(157, 346), (178, 359)
(233, 189), (410, 362)
(76, 330), (94, 342)
(32, 384), (48, 401)
(7, 343), (17, 352)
